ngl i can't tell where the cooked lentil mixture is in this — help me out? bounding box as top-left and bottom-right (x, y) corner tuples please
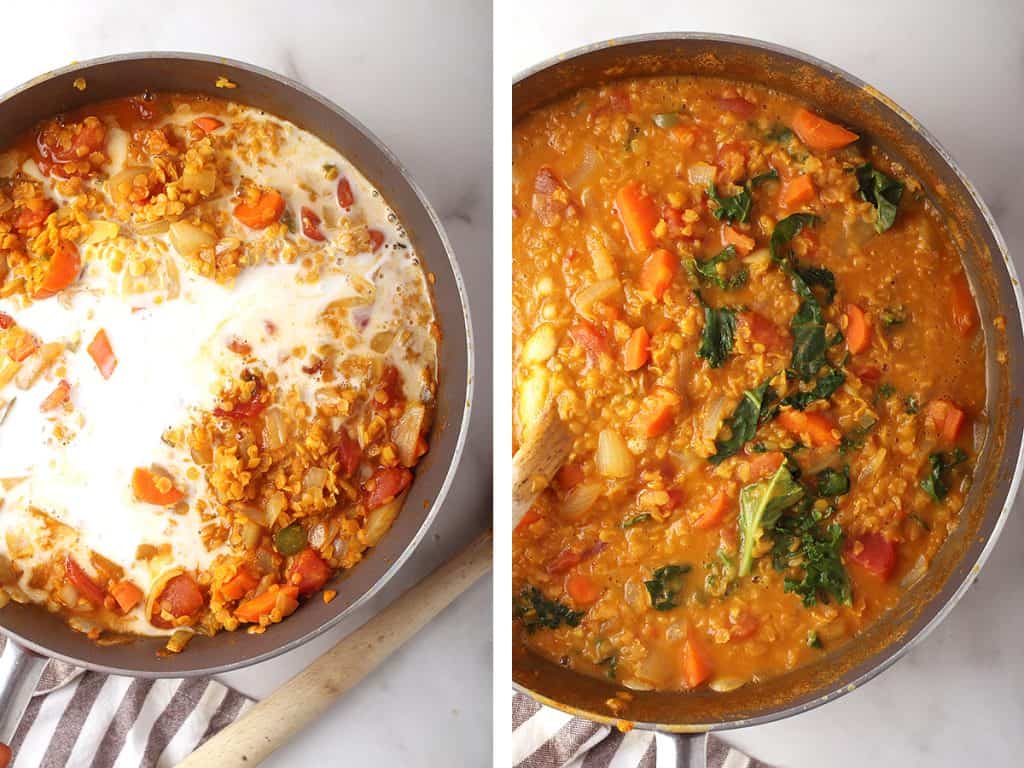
(512, 77), (986, 693)
(0, 92), (438, 651)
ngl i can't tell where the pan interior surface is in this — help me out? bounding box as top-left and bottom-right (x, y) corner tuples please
(512, 33), (1023, 730)
(0, 53), (471, 677)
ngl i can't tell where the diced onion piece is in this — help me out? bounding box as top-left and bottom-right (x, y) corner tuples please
(701, 396), (727, 442)
(262, 407), (288, 450)
(106, 166), (151, 205)
(264, 492), (288, 528)
(743, 248), (772, 277)
(370, 331), (395, 353)
(709, 677), (747, 693)
(180, 167), (216, 195)
(241, 520), (262, 550)
(517, 368), (549, 435)
(135, 219), (171, 236)
(521, 324), (558, 365)
(560, 482), (602, 521)
(688, 162), (717, 187)
(85, 220), (119, 244)
(303, 467), (328, 491)
(565, 144), (598, 190)
(365, 493), (405, 546)
(858, 447), (887, 483)
(165, 629), (193, 654)
(169, 221), (216, 258)
(596, 429), (635, 478)
(901, 554), (928, 588)
(586, 229), (618, 281)
(572, 279), (621, 319)
(14, 342), (63, 389)
(393, 403), (426, 467)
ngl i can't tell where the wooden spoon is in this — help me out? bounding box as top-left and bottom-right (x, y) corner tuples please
(177, 531), (492, 767)
(511, 397), (573, 529)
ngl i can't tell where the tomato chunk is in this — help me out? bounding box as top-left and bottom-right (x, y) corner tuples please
(287, 548), (332, 596)
(569, 320), (611, 362)
(847, 533), (896, 580)
(336, 429), (362, 478)
(336, 178), (355, 209)
(364, 467), (413, 510)
(300, 206), (326, 241)
(923, 398), (967, 443)
(153, 573), (205, 626)
(738, 311), (790, 353)
(716, 96), (757, 119)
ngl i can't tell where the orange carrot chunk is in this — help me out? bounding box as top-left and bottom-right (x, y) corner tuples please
(722, 225), (755, 255)
(566, 574), (601, 606)
(34, 239), (81, 299)
(192, 116), (224, 134)
(514, 507), (542, 536)
(39, 380), (71, 412)
(235, 585), (300, 623)
(616, 181), (659, 252)
(777, 409), (840, 447)
(845, 304), (872, 354)
(87, 329), (117, 379)
(791, 107), (859, 150)
(923, 398), (967, 443)
(109, 580), (144, 614)
(233, 190), (285, 229)
(683, 629), (714, 689)
(221, 568), (260, 602)
(638, 249), (678, 301)
(949, 273), (978, 338)
(623, 327), (651, 371)
(132, 467), (185, 506)
(694, 490), (731, 530)
(781, 174), (816, 207)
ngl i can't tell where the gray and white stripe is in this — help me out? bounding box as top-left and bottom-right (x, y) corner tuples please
(511, 692), (775, 768)
(9, 668), (252, 768)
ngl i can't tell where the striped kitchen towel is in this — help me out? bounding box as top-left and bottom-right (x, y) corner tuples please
(6, 652), (252, 768)
(512, 692), (775, 768)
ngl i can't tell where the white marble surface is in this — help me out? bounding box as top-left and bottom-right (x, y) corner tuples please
(0, 1), (493, 766)
(505, 1), (1024, 765)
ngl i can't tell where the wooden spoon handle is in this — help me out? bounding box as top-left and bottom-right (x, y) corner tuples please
(511, 398), (572, 528)
(177, 531), (492, 768)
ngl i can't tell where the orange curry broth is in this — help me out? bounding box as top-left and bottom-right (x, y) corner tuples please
(512, 76), (985, 692)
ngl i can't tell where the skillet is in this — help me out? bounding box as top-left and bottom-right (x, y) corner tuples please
(513, 32), (1024, 735)
(0, 52), (474, 741)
